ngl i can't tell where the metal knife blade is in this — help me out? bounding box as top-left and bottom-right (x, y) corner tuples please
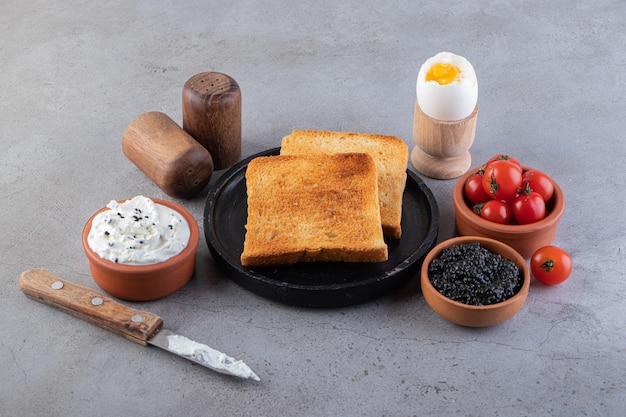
(19, 268), (260, 382)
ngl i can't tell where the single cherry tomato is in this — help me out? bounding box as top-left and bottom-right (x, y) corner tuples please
(523, 169), (554, 202)
(474, 199), (511, 224)
(464, 168), (490, 204)
(482, 160), (523, 201)
(512, 191), (546, 224)
(487, 154), (522, 172)
(531, 246), (572, 285)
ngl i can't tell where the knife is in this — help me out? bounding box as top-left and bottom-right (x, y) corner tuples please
(19, 268), (260, 381)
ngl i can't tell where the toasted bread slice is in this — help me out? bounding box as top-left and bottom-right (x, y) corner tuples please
(281, 130), (408, 238)
(240, 153), (388, 267)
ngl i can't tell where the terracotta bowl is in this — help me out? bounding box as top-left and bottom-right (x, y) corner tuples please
(82, 198), (199, 301)
(453, 165), (565, 259)
(421, 236), (530, 327)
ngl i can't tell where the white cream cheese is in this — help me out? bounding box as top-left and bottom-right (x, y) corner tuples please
(166, 334), (260, 381)
(87, 196), (190, 265)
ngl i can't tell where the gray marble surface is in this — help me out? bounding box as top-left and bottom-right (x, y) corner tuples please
(2, 1), (625, 416)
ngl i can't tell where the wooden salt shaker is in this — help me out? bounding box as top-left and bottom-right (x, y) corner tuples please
(411, 103), (478, 180)
(182, 72), (242, 170)
(122, 112), (214, 199)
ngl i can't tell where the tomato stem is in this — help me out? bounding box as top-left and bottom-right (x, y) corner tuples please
(541, 258), (555, 272)
(495, 154), (514, 162)
(518, 181), (533, 196)
(473, 202), (486, 215)
(488, 172), (498, 196)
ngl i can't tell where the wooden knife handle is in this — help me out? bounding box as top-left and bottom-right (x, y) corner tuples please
(19, 268), (163, 345)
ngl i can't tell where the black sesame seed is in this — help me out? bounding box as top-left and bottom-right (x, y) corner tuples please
(428, 242), (522, 306)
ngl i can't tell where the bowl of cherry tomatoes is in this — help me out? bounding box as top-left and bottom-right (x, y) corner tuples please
(453, 154), (565, 259)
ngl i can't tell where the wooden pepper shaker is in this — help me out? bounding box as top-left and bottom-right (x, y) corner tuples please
(182, 72), (242, 170)
(122, 112), (214, 199)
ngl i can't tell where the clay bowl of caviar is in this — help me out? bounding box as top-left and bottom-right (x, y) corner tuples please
(421, 236), (530, 327)
(453, 164), (565, 259)
(82, 196), (199, 301)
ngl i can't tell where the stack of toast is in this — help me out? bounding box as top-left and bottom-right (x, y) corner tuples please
(240, 130), (409, 267)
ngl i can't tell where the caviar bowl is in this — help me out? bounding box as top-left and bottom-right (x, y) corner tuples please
(82, 198), (199, 301)
(453, 165), (565, 259)
(420, 236), (530, 327)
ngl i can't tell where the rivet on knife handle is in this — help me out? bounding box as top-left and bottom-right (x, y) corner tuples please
(19, 268), (163, 345)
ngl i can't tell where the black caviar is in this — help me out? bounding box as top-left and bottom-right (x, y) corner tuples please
(428, 242), (522, 306)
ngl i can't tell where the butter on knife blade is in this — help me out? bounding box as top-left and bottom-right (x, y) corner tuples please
(18, 268), (260, 382)
(149, 329), (259, 381)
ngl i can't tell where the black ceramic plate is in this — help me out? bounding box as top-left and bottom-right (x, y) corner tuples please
(204, 148), (439, 307)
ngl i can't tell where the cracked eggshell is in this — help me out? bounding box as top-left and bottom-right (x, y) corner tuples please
(416, 52), (478, 121)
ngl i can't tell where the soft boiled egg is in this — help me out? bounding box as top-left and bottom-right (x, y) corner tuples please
(416, 51), (478, 121)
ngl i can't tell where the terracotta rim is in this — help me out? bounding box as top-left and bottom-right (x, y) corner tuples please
(82, 198), (199, 274)
(453, 165), (565, 233)
(421, 236), (530, 312)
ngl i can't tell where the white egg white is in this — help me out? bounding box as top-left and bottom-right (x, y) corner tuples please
(416, 51), (478, 121)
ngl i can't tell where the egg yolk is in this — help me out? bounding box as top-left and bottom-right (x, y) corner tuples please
(425, 63), (461, 85)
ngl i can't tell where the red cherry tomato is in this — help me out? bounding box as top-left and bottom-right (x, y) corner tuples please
(523, 169), (554, 202)
(464, 169), (490, 204)
(487, 154), (522, 172)
(512, 189), (546, 224)
(474, 199), (511, 224)
(482, 160), (523, 201)
(531, 246), (572, 285)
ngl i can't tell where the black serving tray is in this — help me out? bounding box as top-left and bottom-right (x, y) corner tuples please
(203, 148), (439, 307)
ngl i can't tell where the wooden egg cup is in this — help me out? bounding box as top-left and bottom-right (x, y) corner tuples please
(411, 102), (478, 180)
